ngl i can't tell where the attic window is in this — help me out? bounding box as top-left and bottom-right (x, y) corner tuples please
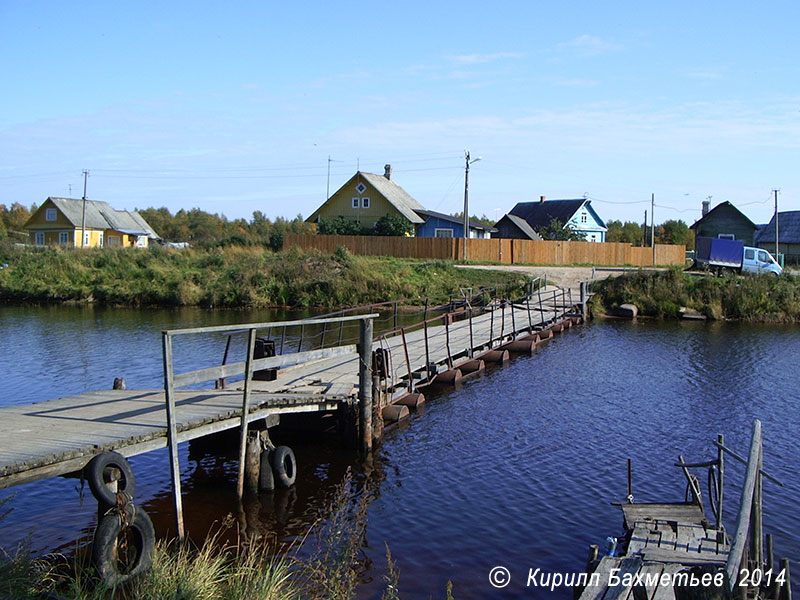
(362, 197), (370, 208)
(352, 197), (359, 209)
(355, 182), (367, 195)
(46, 208), (57, 221)
(580, 213), (587, 224)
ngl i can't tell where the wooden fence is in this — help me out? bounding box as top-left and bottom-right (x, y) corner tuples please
(284, 234), (685, 267)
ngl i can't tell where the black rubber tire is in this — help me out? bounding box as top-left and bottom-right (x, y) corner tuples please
(86, 452), (136, 506)
(259, 448), (275, 491)
(270, 445), (296, 488)
(92, 507), (155, 586)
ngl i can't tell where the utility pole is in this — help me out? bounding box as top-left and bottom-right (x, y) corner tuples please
(80, 170), (89, 248)
(773, 189), (779, 259)
(462, 151), (481, 261)
(643, 210), (647, 246)
(327, 156), (331, 200)
(651, 193), (655, 265)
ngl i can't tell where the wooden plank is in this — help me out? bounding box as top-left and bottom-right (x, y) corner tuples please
(579, 556), (622, 600)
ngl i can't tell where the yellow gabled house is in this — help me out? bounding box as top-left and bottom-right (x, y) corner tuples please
(25, 197), (159, 248)
(305, 165), (426, 231)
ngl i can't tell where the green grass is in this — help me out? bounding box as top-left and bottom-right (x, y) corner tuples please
(0, 243), (531, 309)
(591, 268), (800, 322)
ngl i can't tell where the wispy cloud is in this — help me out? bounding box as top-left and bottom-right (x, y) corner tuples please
(684, 69), (723, 80)
(448, 52), (524, 65)
(556, 35), (621, 57)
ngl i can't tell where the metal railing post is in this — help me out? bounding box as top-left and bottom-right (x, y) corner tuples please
(162, 332), (185, 541)
(236, 328), (258, 500)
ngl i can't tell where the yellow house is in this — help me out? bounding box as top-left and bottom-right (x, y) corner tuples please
(306, 165), (425, 231)
(25, 197), (159, 248)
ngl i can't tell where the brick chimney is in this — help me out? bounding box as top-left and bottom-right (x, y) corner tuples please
(702, 200), (709, 216)
(539, 195), (546, 203)
(384, 164), (392, 180)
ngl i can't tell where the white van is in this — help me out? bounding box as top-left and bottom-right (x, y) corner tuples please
(742, 247), (782, 275)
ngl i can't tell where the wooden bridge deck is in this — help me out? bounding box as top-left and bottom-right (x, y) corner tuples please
(0, 286), (575, 492)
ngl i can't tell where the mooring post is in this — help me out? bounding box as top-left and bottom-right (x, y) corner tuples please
(580, 281), (587, 320)
(236, 328), (258, 500)
(717, 433), (725, 531)
(358, 318), (374, 453)
(161, 332), (185, 541)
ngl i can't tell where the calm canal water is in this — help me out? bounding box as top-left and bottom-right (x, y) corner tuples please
(0, 305), (797, 598)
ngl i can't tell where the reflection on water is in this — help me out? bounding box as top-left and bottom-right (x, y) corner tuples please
(0, 307), (798, 598)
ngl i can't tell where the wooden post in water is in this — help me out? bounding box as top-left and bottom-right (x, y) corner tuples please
(726, 419), (762, 590)
(358, 318), (374, 453)
(236, 328), (258, 500)
(779, 558), (791, 600)
(161, 332), (185, 541)
(717, 433), (725, 531)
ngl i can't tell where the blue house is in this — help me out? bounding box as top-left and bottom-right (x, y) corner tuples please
(414, 209), (497, 239)
(496, 197), (607, 242)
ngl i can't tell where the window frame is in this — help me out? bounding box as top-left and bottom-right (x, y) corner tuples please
(434, 228), (454, 238)
(58, 231), (70, 245)
(362, 197), (370, 209)
(45, 208), (57, 221)
(34, 232), (45, 245)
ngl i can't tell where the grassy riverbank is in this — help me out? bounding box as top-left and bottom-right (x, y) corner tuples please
(591, 268), (800, 322)
(0, 243), (530, 308)
(1, 474), (455, 600)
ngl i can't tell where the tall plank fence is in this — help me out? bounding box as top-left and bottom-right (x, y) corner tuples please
(284, 235), (685, 267)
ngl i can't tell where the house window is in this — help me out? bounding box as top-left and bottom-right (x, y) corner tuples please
(718, 234), (735, 240)
(34, 232), (45, 245)
(46, 208), (57, 221)
(136, 235), (147, 248)
(58, 232), (70, 245)
(362, 197), (370, 209)
(435, 228), (454, 238)
(352, 197), (359, 209)
(108, 235), (121, 247)
(98, 232), (104, 247)
(581, 213), (588, 224)
(83, 232), (90, 246)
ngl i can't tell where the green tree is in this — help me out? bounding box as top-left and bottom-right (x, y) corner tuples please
(373, 214), (413, 236)
(536, 218), (586, 241)
(606, 219), (646, 245)
(657, 219), (693, 250)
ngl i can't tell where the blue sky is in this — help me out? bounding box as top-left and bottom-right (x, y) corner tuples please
(2, 1), (799, 226)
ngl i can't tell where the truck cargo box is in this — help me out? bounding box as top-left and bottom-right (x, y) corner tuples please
(695, 237), (744, 268)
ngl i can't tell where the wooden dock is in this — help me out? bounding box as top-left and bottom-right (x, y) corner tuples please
(0, 282), (584, 543)
(577, 421), (791, 600)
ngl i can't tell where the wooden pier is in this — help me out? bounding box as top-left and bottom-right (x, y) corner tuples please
(0, 281), (583, 559)
(577, 420), (792, 600)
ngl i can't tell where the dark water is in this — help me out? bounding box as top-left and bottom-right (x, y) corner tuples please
(0, 306), (797, 598)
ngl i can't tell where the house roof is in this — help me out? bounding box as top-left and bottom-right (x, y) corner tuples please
(307, 171), (426, 224)
(755, 211), (800, 244)
(495, 214), (543, 240)
(357, 172), (426, 224)
(690, 201), (758, 231)
(30, 197), (159, 238)
(414, 209), (498, 232)
(507, 198), (606, 230)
